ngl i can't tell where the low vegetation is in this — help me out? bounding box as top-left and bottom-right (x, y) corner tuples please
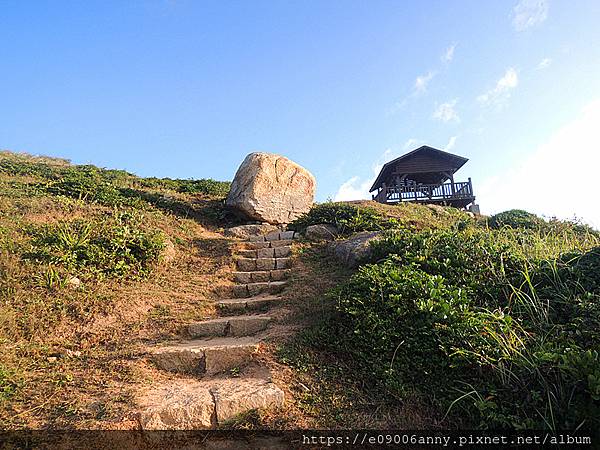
(288, 200), (471, 234)
(287, 203), (600, 430)
(3, 150), (599, 431)
(0, 151), (234, 428)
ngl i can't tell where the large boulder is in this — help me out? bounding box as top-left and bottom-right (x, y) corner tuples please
(328, 231), (381, 268)
(226, 153), (316, 225)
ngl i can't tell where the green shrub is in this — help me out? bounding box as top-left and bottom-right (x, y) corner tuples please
(319, 224), (600, 429)
(289, 202), (397, 235)
(489, 209), (542, 230)
(24, 211), (165, 279)
(46, 166), (134, 207)
(368, 228), (527, 308)
(137, 177), (231, 198)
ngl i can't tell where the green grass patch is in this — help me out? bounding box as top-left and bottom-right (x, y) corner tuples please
(308, 211), (600, 429)
(24, 211), (165, 280)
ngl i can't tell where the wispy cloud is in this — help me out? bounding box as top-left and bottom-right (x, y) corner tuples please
(334, 141), (421, 200)
(537, 57), (552, 69)
(441, 43), (457, 63)
(512, 0), (549, 31)
(334, 151), (390, 201)
(433, 99), (460, 123)
(444, 136), (458, 151)
(414, 71), (436, 94)
(334, 176), (373, 201)
(477, 68), (519, 108)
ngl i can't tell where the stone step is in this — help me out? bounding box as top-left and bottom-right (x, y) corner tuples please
(138, 375), (284, 430)
(247, 230), (298, 242)
(217, 295), (283, 314)
(151, 336), (261, 375)
(232, 269), (290, 284)
(231, 281), (287, 298)
(188, 315), (272, 338)
(242, 239), (293, 250)
(237, 246), (291, 259)
(236, 257), (292, 272)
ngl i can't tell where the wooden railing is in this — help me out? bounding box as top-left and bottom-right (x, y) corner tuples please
(376, 179), (474, 203)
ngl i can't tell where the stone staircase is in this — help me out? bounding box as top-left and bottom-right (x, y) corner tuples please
(137, 229), (298, 429)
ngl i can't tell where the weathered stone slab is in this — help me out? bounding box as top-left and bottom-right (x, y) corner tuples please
(279, 230), (295, 240)
(250, 271), (270, 283)
(211, 379), (284, 424)
(233, 272), (253, 284)
(255, 258), (276, 271)
(275, 258), (291, 269)
(231, 284), (249, 298)
(217, 296), (281, 314)
(273, 246), (291, 258)
(246, 282), (270, 296)
(256, 247), (275, 258)
(236, 258), (257, 272)
(224, 224), (279, 239)
(188, 318), (229, 338)
(264, 231), (282, 241)
(152, 345), (205, 374)
(227, 316), (271, 336)
(269, 239), (293, 248)
(243, 241), (271, 249)
(139, 382), (215, 429)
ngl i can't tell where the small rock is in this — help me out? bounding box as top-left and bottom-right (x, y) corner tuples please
(305, 224), (338, 241)
(328, 231), (381, 268)
(67, 276), (81, 289)
(224, 224), (279, 239)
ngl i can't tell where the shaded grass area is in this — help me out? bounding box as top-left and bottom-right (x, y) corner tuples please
(279, 202), (600, 430)
(0, 151), (237, 428)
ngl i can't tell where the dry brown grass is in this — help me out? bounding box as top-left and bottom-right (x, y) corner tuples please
(0, 164), (239, 429)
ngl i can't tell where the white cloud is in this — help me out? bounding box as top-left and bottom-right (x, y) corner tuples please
(335, 144), (417, 201)
(444, 136), (458, 151)
(433, 99), (460, 123)
(537, 57), (552, 69)
(477, 68), (519, 107)
(442, 43), (457, 63)
(334, 176), (373, 201)
(478, 98), (600, 228)
(414, 71), (436, 94)
(512, 0), (549, 31)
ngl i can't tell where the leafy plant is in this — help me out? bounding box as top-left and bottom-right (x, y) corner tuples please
(488, 209), (543, 230)
(314, 221), (600, 429)
(24, 211), (165, 279)
(289, 202), (398, 235)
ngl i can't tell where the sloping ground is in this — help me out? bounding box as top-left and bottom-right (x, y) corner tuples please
(0, 151), (442, 430)
(0, 151), (239, 429)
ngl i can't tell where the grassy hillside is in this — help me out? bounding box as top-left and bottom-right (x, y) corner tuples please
(282, 203), (600, 430)
(0, 151), (236, 428)
(2, 151), (599, 431)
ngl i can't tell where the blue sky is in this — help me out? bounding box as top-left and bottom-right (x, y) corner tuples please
(2, 0), (600, 226)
